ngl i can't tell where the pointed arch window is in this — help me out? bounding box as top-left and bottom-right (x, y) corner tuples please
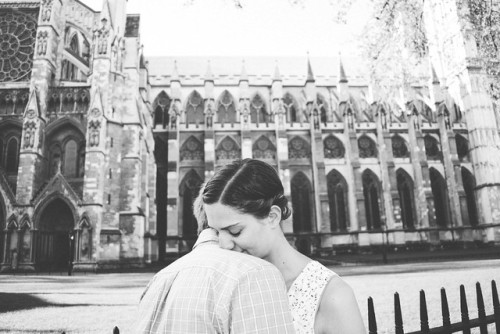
(291, 172), (313, 233)
(429, 168), (451, 227)
(396, 169), (415, 229)
(63, 139), (78, 178)
(6, 137), (19, 174)
(462, 168), (479, 227)
(19, 219), (31, 263)
(180, 170), (203, 237)
(217, 91), (237, 125)
(362, 170), (382, 230)
(69, 34), (79, 55)
(49, 144), (62, 178)
(252, 135), (276, 160)
(456, 134), (469, 162)
(317, 94), (329, 124)
(185, 91), (204, 126)
(283, 93), (300, 123)
(327, 170), (348, 232)
(392, 135), (409, 158)
(424, 135), (442, 160)
(324, 135), (345, 159)
(78, 145), (85, 177)
(358, 136), (378, 158)
(180, 136), (204, 161)
(250, 94), (268, 126)
(288, 136), (311, 160)
(153, 92), (171, 128)
(215, 136), (241, 162)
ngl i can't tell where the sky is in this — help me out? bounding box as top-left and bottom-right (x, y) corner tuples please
(80, 0), (371, 58)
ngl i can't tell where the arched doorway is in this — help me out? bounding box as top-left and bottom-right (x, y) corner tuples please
(462, 168), (479, 226)
(36, 198), (75, 270)
(429, 168), (451, 227)
(362, 169), (382, 230)
(291, 172), (313, 233)
(179, 170), (203, 238)
(397, 169), (416, 229)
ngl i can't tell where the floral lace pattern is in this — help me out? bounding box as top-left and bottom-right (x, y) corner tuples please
(287, 261), (336, 334)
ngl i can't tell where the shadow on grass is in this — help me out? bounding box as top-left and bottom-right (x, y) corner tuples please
(0, 293), (125, 313)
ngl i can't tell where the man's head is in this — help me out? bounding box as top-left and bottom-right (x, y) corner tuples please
(193, 182), (208, 234)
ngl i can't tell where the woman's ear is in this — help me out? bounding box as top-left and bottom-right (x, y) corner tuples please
(268, 205), (282, 228)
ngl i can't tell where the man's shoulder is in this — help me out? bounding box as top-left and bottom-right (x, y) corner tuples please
(157, 245), (278, 277)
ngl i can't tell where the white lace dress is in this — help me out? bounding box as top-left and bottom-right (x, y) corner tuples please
(287, 261), (337, 334)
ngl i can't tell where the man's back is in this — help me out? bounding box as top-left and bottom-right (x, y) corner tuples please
(136, 230), (294, 333)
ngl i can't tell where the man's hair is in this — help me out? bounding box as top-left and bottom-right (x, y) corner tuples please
(193, 182), (208, 234)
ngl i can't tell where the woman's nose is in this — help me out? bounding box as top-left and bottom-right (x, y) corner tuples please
(218, 233), (234, 250)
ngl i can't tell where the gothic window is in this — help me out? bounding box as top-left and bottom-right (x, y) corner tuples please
(216, 136), (241, 162)
(47, 91), (60, 114)
(13, 91), (29, 115)
(0, 10), (37, 82)
(217, 90), (237, 125)
(456, 134), (469, 162)
(327, 170), (348, 232)
(317, 94), (328, 124)
(288, 136), (311, 160)
(61, 60), (78, 81)
(63, 139), (78, 178)
(250, 94), (268, 125)
(392, 135), (409, 158)
(429, 168), (451, 228)
(69, 34), (79, 55)
(424, 135), (441, 160)
(19, 220), (31, 263)
(78, 145), (85, 177)
(49, 144), (62, 177)
(362, 170), (382, 230)
(180, 136), (204, 161)
(153, 91), (171, 128)
(324, 135), (345, 159)
(396, 169), (415, 229)
(291, 172), (313, 233)
(252, 135), (276, 160)
(358, 136), (378, 158)
(462, 168), (479, 227)
(283, 93), (299, 123)
(82, 39), (90, 63)
(180, 170), (203, 237)
(62, 90), (75, 112)
(185, 91), (204, 126)
(5, 137), (19, 174)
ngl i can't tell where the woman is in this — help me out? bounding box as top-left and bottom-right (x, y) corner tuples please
(201, 159), (366, 334)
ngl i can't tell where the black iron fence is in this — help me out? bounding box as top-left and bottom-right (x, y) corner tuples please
(368, 280), (500, 334)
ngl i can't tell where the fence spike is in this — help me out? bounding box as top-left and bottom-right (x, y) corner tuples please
(460, 284), (471, 334)
(441, 287), (451, 330)
(113, 326), (119, 334)
(476, 282), (487, 334)
(368, 297), (378, 334)
(419, 290), (429, 333)
(394, 292), (404, 334)
(493, 280), (500, 334)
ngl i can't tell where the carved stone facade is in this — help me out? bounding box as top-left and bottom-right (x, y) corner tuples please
(0, 0), (499, 272)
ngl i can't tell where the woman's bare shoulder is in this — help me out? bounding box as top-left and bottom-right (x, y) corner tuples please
(315, 275), (366, 334)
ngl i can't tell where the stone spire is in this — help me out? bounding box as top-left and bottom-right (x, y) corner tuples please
(431, 63), (443, 104)
(171, 60), (180, 82)
(306, 54), (315, 83)
(339, 55), (348, 83)
(273, 60), (282, 82)
(239, 59), (248, 82)
(204, 60), (214, 82)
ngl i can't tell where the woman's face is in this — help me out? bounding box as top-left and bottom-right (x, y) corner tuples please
(204, 202), (274, 260)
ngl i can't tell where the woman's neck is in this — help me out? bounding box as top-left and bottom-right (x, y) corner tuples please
(265, 234), (311, 290)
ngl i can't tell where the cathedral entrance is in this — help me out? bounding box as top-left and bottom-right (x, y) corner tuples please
(36, 199), (75, 271)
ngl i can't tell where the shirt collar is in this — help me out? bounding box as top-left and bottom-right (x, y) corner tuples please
(193, 228), (219, 249)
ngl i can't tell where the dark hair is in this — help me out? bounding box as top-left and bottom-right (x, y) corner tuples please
(202, 159), (291, 220)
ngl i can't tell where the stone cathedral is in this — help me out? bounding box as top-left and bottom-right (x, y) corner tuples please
(0, 0), (499, 272)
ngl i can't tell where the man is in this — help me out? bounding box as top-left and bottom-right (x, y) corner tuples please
(136, 186), (295, 333)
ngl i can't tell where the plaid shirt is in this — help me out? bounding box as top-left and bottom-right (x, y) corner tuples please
(136, 229), (295, 333)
